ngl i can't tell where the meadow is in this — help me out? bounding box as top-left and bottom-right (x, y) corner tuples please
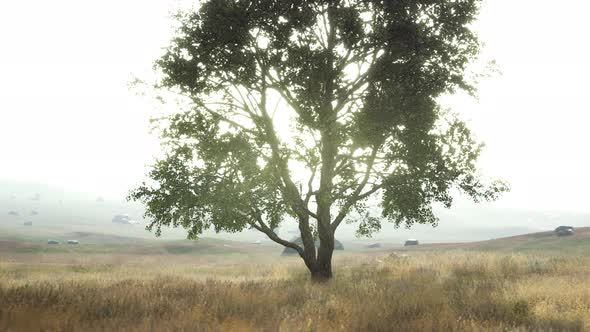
(1, 249), (589, 331)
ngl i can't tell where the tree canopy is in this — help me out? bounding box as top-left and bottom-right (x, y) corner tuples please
(130, 0), (507, 280)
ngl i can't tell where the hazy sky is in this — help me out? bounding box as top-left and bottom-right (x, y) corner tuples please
(1, 0), (589, 212)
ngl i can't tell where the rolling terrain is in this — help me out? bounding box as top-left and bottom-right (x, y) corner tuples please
(1, 225), (590, 258)
(2, 240), (589, 331)
(3, 179), (590, 245)
(0, 230), (278, 258)
(416, 227), (590, 255)
(1, 222), (590, 331)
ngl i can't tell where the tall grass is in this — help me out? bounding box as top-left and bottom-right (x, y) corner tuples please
(1, 252), (589, 331)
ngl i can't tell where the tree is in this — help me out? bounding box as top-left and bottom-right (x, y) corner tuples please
(130, 0), (508, 281)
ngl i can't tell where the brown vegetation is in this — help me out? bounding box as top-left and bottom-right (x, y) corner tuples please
(1, 252), (589, 331)
(418, 227), (590, 252)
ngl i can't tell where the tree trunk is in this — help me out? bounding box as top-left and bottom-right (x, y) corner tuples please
(312, 244), (334, 281)
(303, 228), (334, 282)
(299, 234), (334, 282)
(311, 265), (332, 282)
(310, 7), (337, 282)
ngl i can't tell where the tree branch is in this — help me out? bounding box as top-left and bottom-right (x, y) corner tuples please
(304, 166), (318, 205)
(246, 210), (304, 255)
(193, 100), (258, 136)
(331, 144), (381, 231)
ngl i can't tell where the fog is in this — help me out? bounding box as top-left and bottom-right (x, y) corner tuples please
(1, 0), (589, 243)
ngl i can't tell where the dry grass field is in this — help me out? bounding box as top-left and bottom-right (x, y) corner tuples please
(1, 249), (589, 331)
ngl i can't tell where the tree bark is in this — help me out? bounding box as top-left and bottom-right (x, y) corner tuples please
(311, 263), (333, 281)
(314, 235), (334, 281)
(300, 225), (335, 282)
(307, 2), (339, 283)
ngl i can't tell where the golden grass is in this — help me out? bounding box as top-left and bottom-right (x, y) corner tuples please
(1, 251), (589, 331)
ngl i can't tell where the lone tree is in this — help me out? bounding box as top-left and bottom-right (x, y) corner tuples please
(130, 0), (507, 280)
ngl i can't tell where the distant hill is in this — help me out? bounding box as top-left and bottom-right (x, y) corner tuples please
(0, 179), (171, 239)
(0, 230), (277, 256)
(2, 179), (590, 244)
(0, 179), (264, 241)
(417, 227), (590, 255)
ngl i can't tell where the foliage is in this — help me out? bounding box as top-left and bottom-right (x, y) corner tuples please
(129, 0), (508, 277)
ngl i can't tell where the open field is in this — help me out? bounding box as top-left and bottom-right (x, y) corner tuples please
(420, 227), (590, 255)
(0, 230), (277, 256)
(2, 239), (590, 331)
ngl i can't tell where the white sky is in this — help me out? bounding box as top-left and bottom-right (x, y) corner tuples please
(0, 0), (589, 212)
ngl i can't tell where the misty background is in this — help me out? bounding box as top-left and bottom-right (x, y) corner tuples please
(1, 0), (589, 244)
